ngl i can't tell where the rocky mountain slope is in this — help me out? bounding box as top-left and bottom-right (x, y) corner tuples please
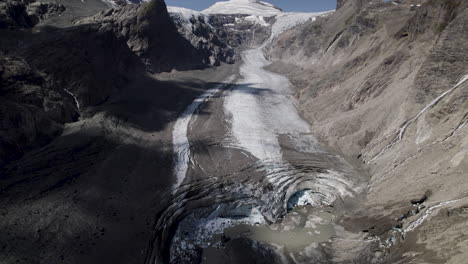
(0, 56), (77, 167)
(0, 0), (467, 264)
(266, 0), (468, 263)
(0, 1), (237, 263)
(0, 0), (236, 165)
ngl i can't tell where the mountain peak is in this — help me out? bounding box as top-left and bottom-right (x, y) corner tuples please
(202, 0), (282, 16)
(230, 0), (259, 2)
(225, 0), (266, 4)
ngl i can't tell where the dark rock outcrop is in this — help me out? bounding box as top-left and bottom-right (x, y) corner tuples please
(78, 0), (228, 72)
(395, 0), (468, 40)
(0, 55), (77, 167)
(20, 24), (145, 108)
(0, 0), (239, 165)
(26, 2), (66, 25)
(0, 1), (35, 29)
(209, 14), (272, 48)
(0, 1), (65, 29)
(169, 12), (235, 66)
(336, 0), (347, 9)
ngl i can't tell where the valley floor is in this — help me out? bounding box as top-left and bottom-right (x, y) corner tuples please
(158, 42), (373, 264)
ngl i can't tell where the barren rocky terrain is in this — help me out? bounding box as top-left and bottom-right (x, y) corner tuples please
(0, 0), (467, 264)
(266, 0), (468, 263)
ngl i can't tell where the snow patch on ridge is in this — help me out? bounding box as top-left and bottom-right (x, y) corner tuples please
(244, 15), (270, 27)
(168, 7), (215, 43)
(168, 6), (206, 20)
(100, 0), (119, 8)
(268, 11), (332, 42)
(368, 74), (468, 164)
(404, 199), (462, 232)
(203, 0), (282, 16)
(168, 6), (212, 31)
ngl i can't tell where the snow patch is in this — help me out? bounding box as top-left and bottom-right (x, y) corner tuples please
(100, 0), (119, 8)
(369, 74), (468, 163)
(203, 0), (282, 16)
(168, 6), (206, 20)
(268, 12), (329, 42)
(404, 199), (462, 232)
(244, 15), (270, 27)
(168, 6), (212, 32)
(64, 88), (80, 111)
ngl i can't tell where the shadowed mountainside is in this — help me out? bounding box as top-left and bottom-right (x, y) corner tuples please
(0, 0), (235, 165)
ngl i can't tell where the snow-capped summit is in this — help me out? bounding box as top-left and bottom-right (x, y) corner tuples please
(202, 0), (282, 16)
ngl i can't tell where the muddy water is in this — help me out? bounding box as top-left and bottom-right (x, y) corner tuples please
(201, 207), (336, 263)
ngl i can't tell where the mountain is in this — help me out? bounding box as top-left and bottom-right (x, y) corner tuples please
(1, 0), (467, 264)
(265, 0), (468, 262)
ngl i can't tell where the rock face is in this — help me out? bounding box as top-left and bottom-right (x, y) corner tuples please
(0, 1), (243, 262)
(0, 0), (236, 164)
(266, 0), (468, 262)
(26, 2), (66, 25)
(336, 0), (366, 10)
(0, 1), (65, 29)
(167, 8), (235, 66)
(336, 0), (346, 9)
(0, 1), (33, 29)
(167, 7), (272, 65)
(78, 1), (223, 72)
(19, 24), (144, 107)
(0, 56), (77, 167)
(0, 0), (280, 169)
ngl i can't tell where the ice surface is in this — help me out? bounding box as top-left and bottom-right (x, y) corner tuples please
(172, 76), (235, 189)
(203, 0), (282, 16)
(168, 6), (206, 19)
(223, 10), (329, 164)
(224, 47), (320, 162)
(268, 12), (330, 41)
(168, 6), (212, 31)
(171, 205), (266, 262)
